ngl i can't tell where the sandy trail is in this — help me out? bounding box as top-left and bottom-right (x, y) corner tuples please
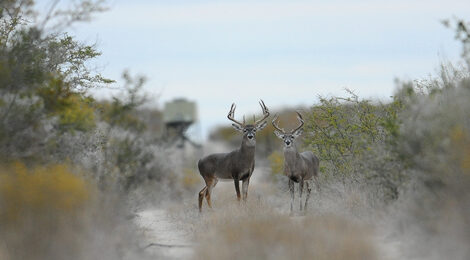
(135, 209), (193, 259)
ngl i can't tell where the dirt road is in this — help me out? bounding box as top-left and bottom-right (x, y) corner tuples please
(135, 209), (193, 259)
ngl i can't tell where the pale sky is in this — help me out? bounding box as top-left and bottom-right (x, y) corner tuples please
(41, 0), (470, 139)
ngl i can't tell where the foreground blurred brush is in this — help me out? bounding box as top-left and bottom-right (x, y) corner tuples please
(0, 163), (91, 259)
(0, 163), (143, 260)
(0, 163), (89, 222)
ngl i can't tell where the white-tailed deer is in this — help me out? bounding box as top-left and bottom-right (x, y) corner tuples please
(197, 100), (270, 212)
(272, 112), (320, 213)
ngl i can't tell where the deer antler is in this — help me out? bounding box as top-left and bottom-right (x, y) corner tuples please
(291, 111), (304, 134)
(227, 103), (245, 127)
(254, 100), (270, 127)
(271, 114), (286, 134)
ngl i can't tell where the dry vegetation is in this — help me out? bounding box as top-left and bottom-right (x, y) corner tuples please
(195, 212), (377, 260)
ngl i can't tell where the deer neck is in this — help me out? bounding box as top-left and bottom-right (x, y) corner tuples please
(284, 145), (300, 166)
(239, 139), (255, 159)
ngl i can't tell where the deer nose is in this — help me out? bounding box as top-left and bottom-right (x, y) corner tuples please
(285, 140), (291, 145)
(247, 134), (254, 139)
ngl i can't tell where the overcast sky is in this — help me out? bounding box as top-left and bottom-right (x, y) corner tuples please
(47, 0), (470, 139)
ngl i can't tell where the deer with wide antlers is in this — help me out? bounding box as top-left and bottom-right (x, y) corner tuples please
(272, 112), (320, 213)
(197, 100), (270, 212)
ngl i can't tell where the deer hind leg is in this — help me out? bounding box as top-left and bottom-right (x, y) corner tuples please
(314, 175), (321, 194)
(299, 179), (304, 211)
(198, 186), (208, 212)
(304, 181), (312, 211)
(205, 178), (217, 209)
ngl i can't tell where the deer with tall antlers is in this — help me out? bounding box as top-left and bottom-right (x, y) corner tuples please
(272, 112), (320, 213)
(197, 100), (270, 212)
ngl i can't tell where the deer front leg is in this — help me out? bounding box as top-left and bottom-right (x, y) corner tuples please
(299, 179), (304, 211)
(242, 177), (250, 202)
(304, 181), (312, 211)
(234, 178), (241, 202)
(289, 179), (294, 213)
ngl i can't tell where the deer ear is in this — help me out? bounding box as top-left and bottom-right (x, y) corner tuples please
(293, 128), (303, 138)
(274, 130), (284, 139)
(256, 121), (267, 130)
(232, 123), (244, 132)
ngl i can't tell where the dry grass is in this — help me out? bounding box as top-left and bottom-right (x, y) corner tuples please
(191, 184), (378, 260)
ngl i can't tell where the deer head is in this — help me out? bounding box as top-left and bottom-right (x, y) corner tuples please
(272, 111), (304, 148)
(228, 100), (270, 146)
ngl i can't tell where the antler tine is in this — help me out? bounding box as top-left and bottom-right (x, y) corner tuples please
(260, 100), (269, 114)
(227, 103), (244, 126)
(291, 111), (304, 134)
(254, 99), (270, 126)
(271, 114), (286, 134)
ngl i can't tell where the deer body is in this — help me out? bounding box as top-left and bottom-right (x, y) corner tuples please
(199, 142), (255, 181)
(273, 112), (320, 213)
(284, 147), (319, 212)
(198, 101), (269, 212)
(284, 149), (318, 183)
